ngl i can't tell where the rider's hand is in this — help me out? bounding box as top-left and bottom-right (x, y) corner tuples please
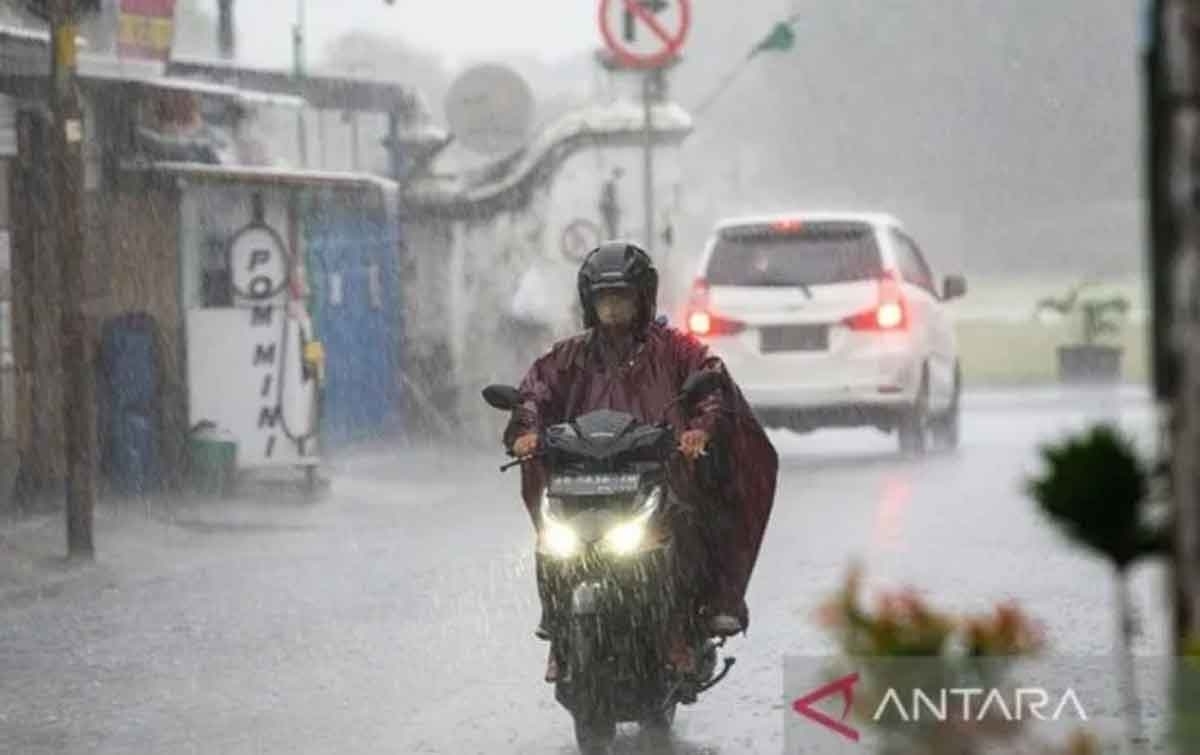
(512, 433), (539, 458)
(679, 429), (710, 461)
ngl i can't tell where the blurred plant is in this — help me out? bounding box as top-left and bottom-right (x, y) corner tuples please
(1027, 425), (1166, 568)
(1034, 281), (1131, 346)
(1043, 729), (1102, 755)
(817, 564), (1047, 754)
(1027, 424), (1170, 755)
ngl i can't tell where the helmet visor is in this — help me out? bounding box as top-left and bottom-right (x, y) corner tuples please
(593, 288), (638, 327)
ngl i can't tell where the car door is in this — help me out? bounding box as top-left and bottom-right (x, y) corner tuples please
(890, 229), (954, 409)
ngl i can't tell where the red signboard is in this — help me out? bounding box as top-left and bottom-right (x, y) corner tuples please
(599, 0), (691, 70)
(118, 0), (177, 62)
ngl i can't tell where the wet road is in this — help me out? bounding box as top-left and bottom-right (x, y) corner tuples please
(0, 387), (1167, 754)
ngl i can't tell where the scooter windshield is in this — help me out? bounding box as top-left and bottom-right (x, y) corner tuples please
(545, 410), (669, 462)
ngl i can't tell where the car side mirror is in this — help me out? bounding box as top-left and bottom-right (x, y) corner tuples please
(943, 274), (967, 301)
(482, 385), (522, 411)
(681, 370), (723, 399)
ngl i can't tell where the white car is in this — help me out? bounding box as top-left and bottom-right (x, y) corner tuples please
(683, 212), (967, 454)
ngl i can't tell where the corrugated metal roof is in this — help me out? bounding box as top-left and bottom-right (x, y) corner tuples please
(168, 57), (421, 116)
(125, 160), (400, 196)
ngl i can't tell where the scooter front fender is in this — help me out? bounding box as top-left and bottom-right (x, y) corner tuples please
(570, 581), (601, 616)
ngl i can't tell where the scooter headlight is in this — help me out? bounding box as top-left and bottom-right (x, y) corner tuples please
(543, 519), (581, 558)
(603, 487), (663, 556)
(540, 492), (581, 558)
(603, 518), (648, 555)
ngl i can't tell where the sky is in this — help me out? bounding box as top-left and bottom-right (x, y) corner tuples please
(231, 0), (600, 70)
(208, 0), (1142, 278)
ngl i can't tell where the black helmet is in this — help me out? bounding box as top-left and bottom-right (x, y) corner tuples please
(577, 241), (659, 330)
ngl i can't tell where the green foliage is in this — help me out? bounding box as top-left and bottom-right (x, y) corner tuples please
(1035, 283), (1085, 317)
(1026, 425), (1164, 571)
(1080, 297), (1130, 344)
(1034, 282), (1131, 345)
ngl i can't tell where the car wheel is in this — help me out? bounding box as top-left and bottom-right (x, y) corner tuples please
(897, 373), (930, 456)
(931, 366), (961, 452)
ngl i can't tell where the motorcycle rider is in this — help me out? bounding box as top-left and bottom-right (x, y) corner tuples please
(503, 241), (778, 679)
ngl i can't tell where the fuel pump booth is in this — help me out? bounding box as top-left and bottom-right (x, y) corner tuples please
(150, 163), (401, 489)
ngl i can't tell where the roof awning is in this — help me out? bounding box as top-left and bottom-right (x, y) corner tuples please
(123, 160), (400, 195)
(79, 56), (307, 109)
(168, 56), (420, 116)
(0, 45), (307, 110)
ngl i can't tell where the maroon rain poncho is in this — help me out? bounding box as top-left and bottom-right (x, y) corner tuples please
(503, 321), (779, 627)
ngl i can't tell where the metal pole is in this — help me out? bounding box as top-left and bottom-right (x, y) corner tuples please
(351, 112), (361, 172)
(642, 70), (655, 256)
(50, 0), (95, 559)
(217, 0), (235, 59)
(293, 0), (308, 168)
(385, 111), (403, 182)
(693, 57), (751, 118)
(316, 109), (325, 169)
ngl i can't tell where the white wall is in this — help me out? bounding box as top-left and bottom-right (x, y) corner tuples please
(438, 140), (685, 433)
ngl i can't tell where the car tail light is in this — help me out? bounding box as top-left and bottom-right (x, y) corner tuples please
(688, 310), (712, 334)
(843, 271), (908, 331)
(685, 277), (745, 336)
(686, 310), (746, 336)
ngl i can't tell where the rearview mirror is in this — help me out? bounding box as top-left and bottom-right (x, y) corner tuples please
(943, 274), (967, 301)
(681, 370), (723, 399)
(482, 385), (522, 411)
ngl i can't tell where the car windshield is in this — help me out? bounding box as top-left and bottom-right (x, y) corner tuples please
(706, 223), (883, 287)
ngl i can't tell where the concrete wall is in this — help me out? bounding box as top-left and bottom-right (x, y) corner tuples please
(436, 141), (684, 438)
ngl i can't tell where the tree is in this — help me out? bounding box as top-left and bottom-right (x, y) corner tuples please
(1027, 425), (1169, 753)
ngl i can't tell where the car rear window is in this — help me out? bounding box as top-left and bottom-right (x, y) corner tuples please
(705, 222), (883, 287)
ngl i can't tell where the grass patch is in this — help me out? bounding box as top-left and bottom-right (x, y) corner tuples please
(956, 318), (1149, 386)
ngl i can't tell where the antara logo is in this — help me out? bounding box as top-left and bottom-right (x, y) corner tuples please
(791, 672), (1089, 742)
(873, 686), (1089, 723)
(792, 672), (861, 742)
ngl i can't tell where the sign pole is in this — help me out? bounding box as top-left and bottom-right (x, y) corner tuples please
(218, 0), (235, 58)
(293, 0), (309, 168)
(642, 70), (655, 256)
(599, 0), (690, 257)
(50, 0), (96, 559)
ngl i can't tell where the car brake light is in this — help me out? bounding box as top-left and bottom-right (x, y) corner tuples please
(687, 310), (745, 336)
(876, 301), (904, 329)
(843, 271), (908, 331)
(771, 219), (802, 232)
(686, 277), (745, 336)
